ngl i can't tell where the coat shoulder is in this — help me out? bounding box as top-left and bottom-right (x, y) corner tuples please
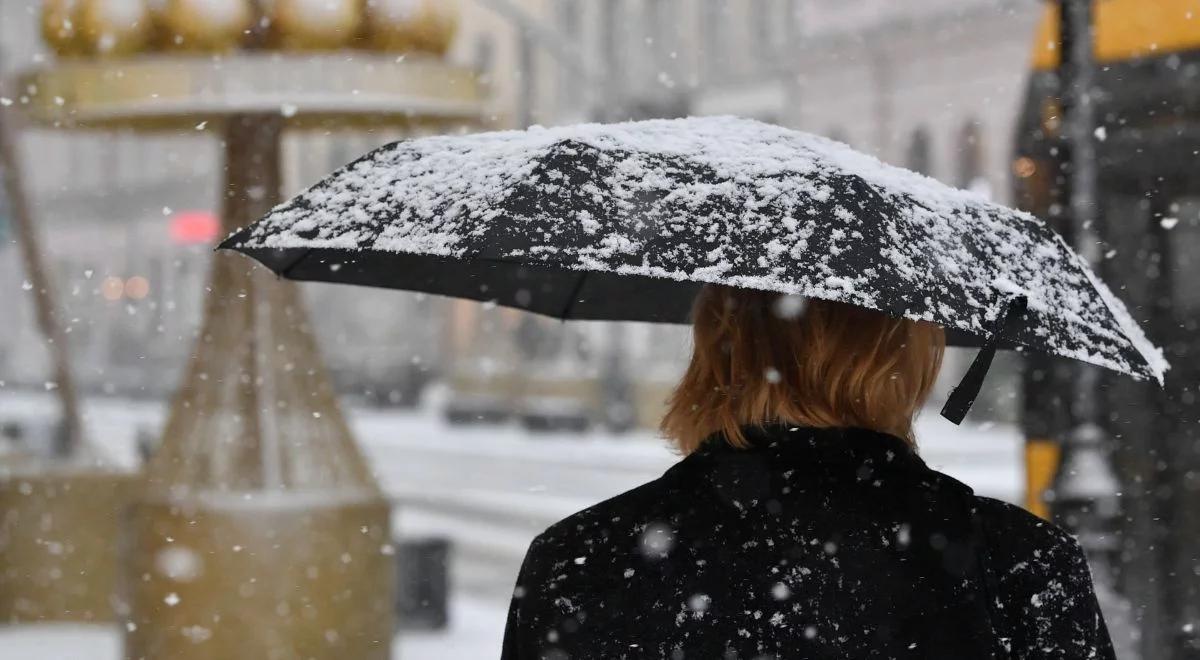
(511, 475), (683, 614)
(971, 496), (1116, 659)
(971, 495), (1089, 585)
(972, 495), (1081, 556)
(535, 475), (675, 549)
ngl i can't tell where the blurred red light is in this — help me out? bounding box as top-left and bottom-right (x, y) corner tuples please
(169, 210), (220, 245)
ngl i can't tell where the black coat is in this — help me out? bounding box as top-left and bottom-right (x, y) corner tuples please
(501, 425), (1115, 660)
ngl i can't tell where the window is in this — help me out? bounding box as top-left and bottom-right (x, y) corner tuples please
(556, 0), (583, 111)
(957, 119), (991, 199)
(905, 127), (934, 177)
(750, 0), (793, 65)
(1167, 198), (1200, 314)
(701, 0), (728, 82)
(750, 0), (772, 61)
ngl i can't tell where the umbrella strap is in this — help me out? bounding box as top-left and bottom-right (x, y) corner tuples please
(940, 296), (1028, 425)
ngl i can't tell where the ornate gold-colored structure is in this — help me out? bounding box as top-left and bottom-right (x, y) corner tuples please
(22, 55), (482, 131)
(118, 115), (397, 659)
(41, 0), (84, 56)
(151, 0), (254, 52)
(269, 0), (363, 50)
(77, 0), (153, 56)
(0, 45), (106, 624)
(0, 466), (138, 622)
(19, 3), (483, 655)
(365, 0), (460, 55)
(40, 0), (462, 56)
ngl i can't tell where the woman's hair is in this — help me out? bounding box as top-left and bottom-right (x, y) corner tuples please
(661, 285), (945, 453)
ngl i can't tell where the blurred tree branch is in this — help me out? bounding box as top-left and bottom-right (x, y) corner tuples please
(0, 62), (84, 458)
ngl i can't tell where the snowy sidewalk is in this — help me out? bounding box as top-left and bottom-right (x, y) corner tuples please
(0, 595), (508, 660)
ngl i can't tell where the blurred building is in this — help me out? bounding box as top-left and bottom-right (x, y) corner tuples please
(1, 0), (1042, 423)
(449, 0), (1040, 424)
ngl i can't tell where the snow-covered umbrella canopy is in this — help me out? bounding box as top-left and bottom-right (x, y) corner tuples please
(221, 116), (1167, 420)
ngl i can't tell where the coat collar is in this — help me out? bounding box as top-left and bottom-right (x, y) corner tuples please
(686, 423), (926, 475)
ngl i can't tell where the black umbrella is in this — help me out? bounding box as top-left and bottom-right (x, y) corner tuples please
(220, 116), (1166, 423)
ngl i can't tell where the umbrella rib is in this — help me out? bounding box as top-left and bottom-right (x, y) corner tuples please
(278, 248), (314, 279)
(558, 272), (588, 319)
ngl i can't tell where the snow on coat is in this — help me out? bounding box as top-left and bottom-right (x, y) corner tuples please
(501, 425), (1115, 660)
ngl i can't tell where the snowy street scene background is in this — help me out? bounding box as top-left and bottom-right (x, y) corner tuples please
(1, 1), (1198, 659)
(0, 391), (1022, 659)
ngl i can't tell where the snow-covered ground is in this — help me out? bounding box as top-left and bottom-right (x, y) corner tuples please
(0, 595), (506, 660)
(0, 390), (1021, 659)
